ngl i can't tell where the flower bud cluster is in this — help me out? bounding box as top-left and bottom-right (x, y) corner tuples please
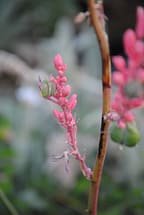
(111, 7), (144, 128)
(39, 54), (92, 179)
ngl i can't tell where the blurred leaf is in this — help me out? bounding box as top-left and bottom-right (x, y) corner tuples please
(0, 0), (77, 48)
(3, 165), (14, 177)
(0, 115), (11, 128)
(18, 189), (47, 210)
(0, 178), (13, 193)
(0, 115), (12, 141)
(0, 148), (15, 159)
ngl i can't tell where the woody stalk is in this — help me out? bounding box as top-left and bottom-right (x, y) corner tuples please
(87, 0), (111, 215)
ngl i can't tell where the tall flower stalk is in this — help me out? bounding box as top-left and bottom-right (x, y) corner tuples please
(87, 1), (111, 214)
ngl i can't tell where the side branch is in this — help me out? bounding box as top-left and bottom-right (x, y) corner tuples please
(87, 0), (111, 215)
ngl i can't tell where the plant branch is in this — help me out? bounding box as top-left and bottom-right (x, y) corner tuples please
(87, 0), (111, 215)
(0, 189), (19, 215)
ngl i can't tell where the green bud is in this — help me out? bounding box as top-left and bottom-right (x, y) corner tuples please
(40, 80), (56, 97)
(124, 123), (140, 147)
(110, 123), (124, 143)
(110, 122), (140, 147)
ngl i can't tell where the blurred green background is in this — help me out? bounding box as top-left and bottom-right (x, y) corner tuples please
(0, 0), (144, 215)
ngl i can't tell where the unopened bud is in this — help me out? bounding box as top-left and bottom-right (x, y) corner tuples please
(110, 122), (140, 147)
(124, 122), (140, 147)
(110, 123), (124, 143)
(39, 79), (56, 98)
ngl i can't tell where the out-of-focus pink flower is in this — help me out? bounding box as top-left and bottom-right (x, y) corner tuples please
(112, 72), (125, 86)
(136, 6), (144, 39)
(112, 7), (144, 128)
(112, 56), (126, 72)
(123, 30), (137, 60)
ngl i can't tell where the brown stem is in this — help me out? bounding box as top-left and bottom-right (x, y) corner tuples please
(87, 0), (111, 215)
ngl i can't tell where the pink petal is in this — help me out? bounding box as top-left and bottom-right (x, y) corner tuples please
(113, 72), (125, 86)
(112, 56), (126, 71)
(123, 30), (137, 59)
(136, 7), (144, 39)
(54, 54), (67, 71)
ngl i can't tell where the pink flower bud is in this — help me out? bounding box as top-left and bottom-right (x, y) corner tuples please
(67, 94), (77, 111)
(113, 72), (125, 86)
(54, 54), (67, 71)
(66, 112), (73, 122)
(58, 70), (64, 76)
(130, 98), (143, 108)
(137, 69), (144, 82)
(111, 103), (117, 110)
(62, 85), (71, 97)
(50, 76), (57, 84)
(60, 77), (67, 84)
(136, 7), (144, 39)
(135, 41), (144, 63)
(58, 97), (66, 106)
(112, 56), (126, 71)
(112, 99), (121, 111)
(59, 112), (65, 124)
(118, 120), (126, 129)
(53, 109), (60, 119)
(124, 112), (135, 122)
(123, 30), (136, 59)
